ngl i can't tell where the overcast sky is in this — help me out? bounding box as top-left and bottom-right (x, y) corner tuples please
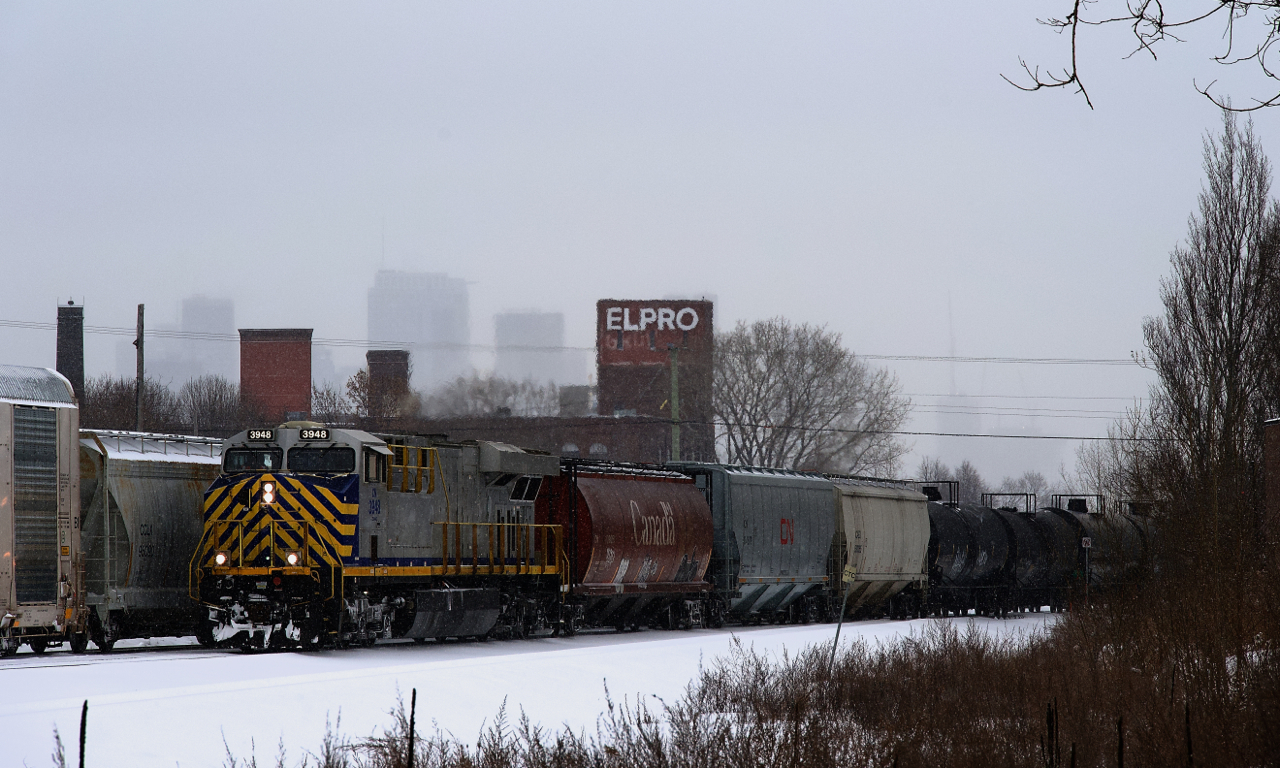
(1, 2), (1271, 482)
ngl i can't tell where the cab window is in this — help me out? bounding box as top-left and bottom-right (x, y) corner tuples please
(288, 447), (356, 474)
(224, 448), (284, 473)
(363, 448), (387, 483)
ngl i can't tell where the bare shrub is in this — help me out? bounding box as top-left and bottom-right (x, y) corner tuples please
(311, 382), (354, 427)
(80, 374), (183, 433)
(422, 375), (560, 419)
(178, 374), (255, 437)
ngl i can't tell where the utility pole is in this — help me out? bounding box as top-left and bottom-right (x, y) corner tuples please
(667, 344), (680, 462)
(134, 304), (144, 432)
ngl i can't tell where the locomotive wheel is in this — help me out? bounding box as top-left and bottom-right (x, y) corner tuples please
(195, 619), (216, 648)
(29, 638), (48, 655)
(68, 632), (89, 654)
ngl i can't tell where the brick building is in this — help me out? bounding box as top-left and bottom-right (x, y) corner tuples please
(403, 413), (715, 464)
(366, 349), (412, 417)
(239, 329), (312, 423)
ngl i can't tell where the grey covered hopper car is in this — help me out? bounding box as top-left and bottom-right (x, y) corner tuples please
(78, 431), (222, 650)
(673, 464), (835, 622)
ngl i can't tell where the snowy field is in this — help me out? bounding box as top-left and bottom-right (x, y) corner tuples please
(2, 615), (1058, 767)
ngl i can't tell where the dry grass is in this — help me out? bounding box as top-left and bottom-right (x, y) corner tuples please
(206, 568), (1278, 768)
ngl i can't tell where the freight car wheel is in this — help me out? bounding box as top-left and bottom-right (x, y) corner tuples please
(68, 632), (89, 654)
(0, 635), (16, 657)
(28, 638), (48, 655)
(96, 613), (121, 653)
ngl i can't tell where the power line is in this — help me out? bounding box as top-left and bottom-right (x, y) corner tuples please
(862, 354), (1137, 366)
(914, 408), (1124, 421)
(701, 418), (1154, 442)
(1, 317), (1143, 366)
(914, 403), (1129, 415)
(905, 392), (1145, 402)
(432, 414), (1155, 442)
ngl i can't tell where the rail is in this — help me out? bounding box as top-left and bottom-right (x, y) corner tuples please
(436, 521), (568, 587)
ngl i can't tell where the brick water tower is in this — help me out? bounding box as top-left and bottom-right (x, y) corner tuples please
(595, 299), (714, 460)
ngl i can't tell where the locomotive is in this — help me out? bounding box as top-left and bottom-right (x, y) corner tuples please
(191, 425), (571, 648)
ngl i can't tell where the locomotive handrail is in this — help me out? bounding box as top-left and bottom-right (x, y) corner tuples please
(435, 522), (564, 581)
(386, 445), (442, 495)
(188, 525), (216, 601)
(192, 518), (341, 572)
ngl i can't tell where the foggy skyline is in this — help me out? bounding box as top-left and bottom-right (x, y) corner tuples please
(2, 2), (1260, 482)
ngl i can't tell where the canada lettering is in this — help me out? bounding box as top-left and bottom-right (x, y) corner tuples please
(630, 500), (676, 546)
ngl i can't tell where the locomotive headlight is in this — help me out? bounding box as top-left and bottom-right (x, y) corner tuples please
(214, 551), (228, 566)
(262, 482), (276, 505)
(286, 551), (300, 566)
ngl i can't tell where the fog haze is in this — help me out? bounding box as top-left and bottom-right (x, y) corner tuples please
(2, 2), (1262, 482)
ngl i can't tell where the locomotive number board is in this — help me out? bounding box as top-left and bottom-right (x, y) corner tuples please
(298, 427), (330, 441)
(247, 429), (275, 441)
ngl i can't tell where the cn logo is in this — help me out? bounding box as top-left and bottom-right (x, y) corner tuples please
(780, 518), (795, 545)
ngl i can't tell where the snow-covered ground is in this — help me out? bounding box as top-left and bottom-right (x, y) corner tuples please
(1, 615), (1057, 767)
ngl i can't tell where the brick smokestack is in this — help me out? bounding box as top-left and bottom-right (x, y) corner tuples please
(239, 329), (312, 423)
(366, 349), (411, 418)
(56, 300), (84, 403)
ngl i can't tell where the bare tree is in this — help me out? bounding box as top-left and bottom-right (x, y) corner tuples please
(346, 368), (372, 418)
(1068, 403), (1156, 508)
(81, 374), (183, 433)
(1139, 110), (1280, 567)
(422, 375), (560, 418)
(915, 455), (954, 482)
(954, 460), (990, 505)
(346, 367), (419, 420)
(311, 381), (353, 426)
(995, 470), (1057, 506)
(713, 318), (911, 476)
(1014, 1), (1280, 109)
(177, 375), (246, 436)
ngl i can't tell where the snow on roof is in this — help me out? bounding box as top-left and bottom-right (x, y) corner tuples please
(81, 430), (223, 464)
(0, 364), (74, 405)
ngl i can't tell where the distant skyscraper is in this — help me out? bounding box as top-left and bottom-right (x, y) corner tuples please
(143, 295), (237, 385)
(367, 270), (470, 390)
(181, 296), (237, 380)
(494, 311), (579, 384)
